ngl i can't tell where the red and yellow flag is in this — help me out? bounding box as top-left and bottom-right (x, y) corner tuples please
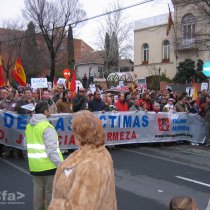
(70, 70), (76, 97)
(0, 56), (4, 87)
(166, 6), (174, 36)
(131, 82), (134, 93)
(192, 80), (199, 103)
(13, 56), (26, 86)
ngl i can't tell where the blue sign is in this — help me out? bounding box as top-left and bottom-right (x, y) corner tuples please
(203, 61), (210, 77)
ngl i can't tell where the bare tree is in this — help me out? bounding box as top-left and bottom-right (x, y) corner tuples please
(23, 0), (86, 82)
(96, 0), (133, 76)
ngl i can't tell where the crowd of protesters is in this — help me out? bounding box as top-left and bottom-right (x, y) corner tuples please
(0, 83), (210, 158)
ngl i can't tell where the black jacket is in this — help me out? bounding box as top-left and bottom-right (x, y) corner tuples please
(88, 98), (105, 112)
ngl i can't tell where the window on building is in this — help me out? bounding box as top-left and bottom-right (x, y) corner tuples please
(181, 14), (196, 45)
(98, 66), (104, 78)
(162, 40), (170, 61)
(142, 43), (149, 63)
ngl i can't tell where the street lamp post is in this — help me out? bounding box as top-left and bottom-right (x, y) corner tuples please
(158, 67), (161, 91)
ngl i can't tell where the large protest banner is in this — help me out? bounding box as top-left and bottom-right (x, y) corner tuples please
(0, 110), (206, 149)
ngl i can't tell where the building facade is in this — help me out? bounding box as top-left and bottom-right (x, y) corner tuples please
(133, 1), (210, 81)
(134, 13), (176, 81)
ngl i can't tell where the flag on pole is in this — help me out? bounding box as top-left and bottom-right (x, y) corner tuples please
(0, 56), (4, 87)
(70, 70), (76, 97)
(131, 82), (134, 93)
(192, 80), (199, 103)
(53, 77), (58, 87)
(13, 56), (26, 86)
(166, 6), (174, 36)
(66, 78), (71, 90)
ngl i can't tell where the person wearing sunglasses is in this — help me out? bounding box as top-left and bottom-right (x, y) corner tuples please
(72, 87), (88, 112)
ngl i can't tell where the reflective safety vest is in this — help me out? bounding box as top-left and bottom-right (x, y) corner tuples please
(25, 121), (63, 172)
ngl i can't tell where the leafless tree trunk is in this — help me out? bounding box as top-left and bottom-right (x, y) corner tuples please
(23, 0), (86, 82)
(96, 0), (133, 76)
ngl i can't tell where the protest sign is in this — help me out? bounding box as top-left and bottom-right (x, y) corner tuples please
(31, 78), (48, 89)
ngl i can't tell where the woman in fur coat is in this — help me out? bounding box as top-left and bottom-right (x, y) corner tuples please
(49, 110), (117, 210)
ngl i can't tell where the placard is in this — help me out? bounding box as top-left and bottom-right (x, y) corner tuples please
(31, 78), (48, 89)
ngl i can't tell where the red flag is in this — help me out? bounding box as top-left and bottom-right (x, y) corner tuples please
(166, 6), (174, 36)
(70, 70), (76, 97)
(13, 57), (26, 86)
(0, 56), (4, 87)
(53, 77), (58, 87)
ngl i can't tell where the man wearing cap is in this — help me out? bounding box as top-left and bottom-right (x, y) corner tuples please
(25, 101), (63, 210)
(163, 98), (175, 113)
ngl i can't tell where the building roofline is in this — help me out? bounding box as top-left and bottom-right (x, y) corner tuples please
(134, 13), (174, 31)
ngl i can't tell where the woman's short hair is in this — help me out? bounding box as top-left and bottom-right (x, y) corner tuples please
(168, 196), (195, 210)
(72, 110), (105, 147)
(153, 102), (160, 108)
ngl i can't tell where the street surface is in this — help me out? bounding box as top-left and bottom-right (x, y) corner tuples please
(0, 144), (210, 210)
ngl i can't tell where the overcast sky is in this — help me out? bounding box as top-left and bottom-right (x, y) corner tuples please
(0, 0), (173, 49)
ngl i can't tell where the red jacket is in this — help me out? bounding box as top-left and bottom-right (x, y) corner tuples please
(115, 100), (129, 111)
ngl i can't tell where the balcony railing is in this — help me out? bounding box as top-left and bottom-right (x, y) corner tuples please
(176, 37), (198, 51)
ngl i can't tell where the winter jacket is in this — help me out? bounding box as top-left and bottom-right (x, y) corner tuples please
(163, 104), (175, 113)
(72, 95), (87, 112)
(88, 98), (105, 112)
(129, 105), (142, 111)
(49, 145), (117, 210)
(0, 97), (16, 112)
(56, 99), (72, 113)
(41, 99), (58, 114)
(115, 100), (129, 111)
(204, 103), (210, 122)
(175, 101), (188, 112)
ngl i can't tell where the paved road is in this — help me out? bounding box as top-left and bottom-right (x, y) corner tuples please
(0, 144), (210, 210)
(114, 144), (210, 210)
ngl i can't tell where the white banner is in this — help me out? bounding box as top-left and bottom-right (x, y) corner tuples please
(31, 78), (48, 89)
(201, 82), (208, 91)
(0, 111), (206, 149)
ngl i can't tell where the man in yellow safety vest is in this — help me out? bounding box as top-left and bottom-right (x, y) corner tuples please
(25, 101), (63, 210)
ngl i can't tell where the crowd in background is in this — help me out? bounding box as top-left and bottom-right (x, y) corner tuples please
(0, 83), (210, 158)
(0, 84), (209, 115)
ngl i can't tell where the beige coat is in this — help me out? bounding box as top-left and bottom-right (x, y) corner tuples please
(49, 145), (117, 210)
